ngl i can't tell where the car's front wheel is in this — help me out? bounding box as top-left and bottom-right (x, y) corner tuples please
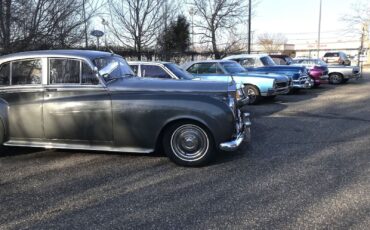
(244, 85), (261, 105)
(163, 122), (215, 166)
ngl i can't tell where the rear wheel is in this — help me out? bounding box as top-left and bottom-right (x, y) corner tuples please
(329, 73), (344, 84)
(244, 85), (261, 105)
(163, 122), (215, 166)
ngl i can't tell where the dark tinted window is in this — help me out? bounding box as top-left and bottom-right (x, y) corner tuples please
(82, 62), (99, 85)
(129, 64), (139, 75)
(12, 59), (42, 85)
(50, 59), (80, 84)
(187, 63), (223, 74)
(260, 56), (276, 66)
(324, 52), (339, 57)
(164, 63), (194, 80)
(272, 57), (286, 65)
(0, 63), (10, 86)
(141, 65), (171, 79)
(220, 62), (246, 74)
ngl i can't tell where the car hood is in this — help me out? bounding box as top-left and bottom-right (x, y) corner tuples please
(106, 77), (234, 94)
(233, 72), (289, 82)
(259, 65), (305, 72)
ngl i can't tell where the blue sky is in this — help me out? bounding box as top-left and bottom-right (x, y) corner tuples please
(253, 0), (359, 43)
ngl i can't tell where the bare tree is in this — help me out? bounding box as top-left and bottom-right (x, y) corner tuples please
(341, 0), (370, 63)
(0, 0), (99, 54)
(341, 1), (370, 36)
(107, 0), (165, 60)
(189, 0), (248, 59)
(257, 33), (287, 53)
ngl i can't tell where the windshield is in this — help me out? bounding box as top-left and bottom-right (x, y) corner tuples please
(164, 63), (194, 80)
(293, 59), (328, 66)
(220, 62), (247, 74)
(261, 56), (276, 66)
(94, 56), (134, 82)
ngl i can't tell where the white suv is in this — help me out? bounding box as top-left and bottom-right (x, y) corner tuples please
(323, 51), (351, 66)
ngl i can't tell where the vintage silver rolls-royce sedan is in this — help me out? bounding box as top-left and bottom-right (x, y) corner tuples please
(0, 50), (250, 166)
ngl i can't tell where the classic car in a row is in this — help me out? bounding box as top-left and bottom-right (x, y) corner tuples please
(223, 54), (313, 91)
(181, 60), (290, 104)
(0, 50), (250, 166)
(271, 56), (329, 87)
(128, 61), (195, 80)
(291, 58), (360, 84)
(127, 61), (249, 106)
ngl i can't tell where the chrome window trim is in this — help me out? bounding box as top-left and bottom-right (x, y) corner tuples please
(48, 57), (102, 87)
(9, 58), (43, 86)
(41, 58), (48, 85)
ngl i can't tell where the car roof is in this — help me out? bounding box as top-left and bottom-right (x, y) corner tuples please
(127, 61), (172, 65)
(224, 53), (269, 60)
(0, 49), (115, 63)
(181, 60), (237, 70)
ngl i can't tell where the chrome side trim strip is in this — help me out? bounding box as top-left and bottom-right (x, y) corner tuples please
(4, 141), (153, 154)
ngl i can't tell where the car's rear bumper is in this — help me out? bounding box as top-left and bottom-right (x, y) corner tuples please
(344, 73), (361, 79)
(219, 112), (251, 151)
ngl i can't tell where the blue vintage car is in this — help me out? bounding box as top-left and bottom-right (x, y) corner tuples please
(223, 54), (313, 91)
(182, 60), (290, 104)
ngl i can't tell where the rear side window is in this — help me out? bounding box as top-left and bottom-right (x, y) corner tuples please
(324, 53), (338, 57)
(272, 57), (286, 65)
(49, 58), (99, 85)
(187, 63), (223, 74)
(0, 63), (10, 86)
(239, 58), (255, 67)
(50, 59), (80, 84)
(141, 65), (171, 79)
(12, 59), (42, 85)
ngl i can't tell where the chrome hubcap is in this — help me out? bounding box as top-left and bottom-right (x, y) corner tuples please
(170, 124), (209, 162)
(331, 74), (341, 84)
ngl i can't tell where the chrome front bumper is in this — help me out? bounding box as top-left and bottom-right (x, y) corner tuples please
(237, 96), (249, 107)
(292, 78), (314, 88)
(219, 112), (251, 151)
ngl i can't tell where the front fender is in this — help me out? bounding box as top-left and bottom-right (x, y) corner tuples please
(233, 76), (275, 94)
(111, 92), (236, 150)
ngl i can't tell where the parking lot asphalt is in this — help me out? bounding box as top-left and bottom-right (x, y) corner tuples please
(1, 71), (370, 230)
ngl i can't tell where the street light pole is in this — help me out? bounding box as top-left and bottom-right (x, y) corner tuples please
(82, 0), (88, 48)
(317, 0), (322, 58)
(248, 0), (252, 54)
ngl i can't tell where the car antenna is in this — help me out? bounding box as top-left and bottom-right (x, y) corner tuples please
(108, 48), (115, 55)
